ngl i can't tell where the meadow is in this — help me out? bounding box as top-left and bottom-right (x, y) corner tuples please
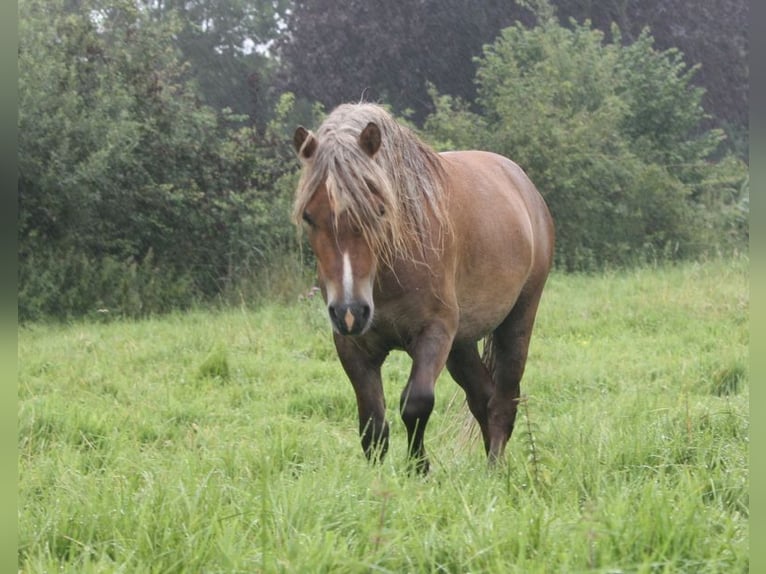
(18, 257), (749, 572)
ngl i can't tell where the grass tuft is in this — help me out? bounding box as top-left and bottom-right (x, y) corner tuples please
(196, 341), (230, 382)
(709, 361), (747, 396)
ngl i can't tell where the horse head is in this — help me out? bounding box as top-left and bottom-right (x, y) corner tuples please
(293, 122), (385, 336)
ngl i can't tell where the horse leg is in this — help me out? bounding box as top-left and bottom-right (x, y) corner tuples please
(486, 289), (545, 463)
(334, 334), (389, 462)
(400, 319), (456, 474)
(446, 342), (494, 454)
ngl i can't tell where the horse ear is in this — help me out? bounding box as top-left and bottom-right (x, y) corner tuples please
(293, 126), (317, 160)
(359, 122), (382, 157)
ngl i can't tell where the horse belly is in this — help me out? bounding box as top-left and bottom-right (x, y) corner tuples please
(453, 243), (530, 342)
(446, 154), (537, 342)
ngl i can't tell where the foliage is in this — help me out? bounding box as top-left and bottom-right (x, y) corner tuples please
(595, 0), (749, 157)
(424, 19), (748, 270)
(17, 0), (749, 319)
(18, 248), (200, 322)
(520, 0), (749, 156)
(276, 0), (531, 123)
(18, 0), (303, 320)
(277, 0), (748, 155)
(143, 0), (291, 123)
(18, 258), (749, 571)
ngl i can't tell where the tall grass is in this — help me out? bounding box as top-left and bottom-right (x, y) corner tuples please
(18, 257), (748, 572)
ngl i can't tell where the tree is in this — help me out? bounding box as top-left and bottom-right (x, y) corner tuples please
(552, 0), (749, 157)
(18, 0), (301, 319)
(276, 0), (532, 122)
(143, 0), (292, 125)
(277, 0), (748, 157)
(424, 18), (748, 270)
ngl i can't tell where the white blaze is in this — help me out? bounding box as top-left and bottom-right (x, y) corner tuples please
(342, 251), (354, 301)
(324, 249), (375, 334)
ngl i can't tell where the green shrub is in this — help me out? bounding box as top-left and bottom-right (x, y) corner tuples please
(424, 18), (748, 271)
(18, 248), (201, 321)
(18, 0), (306, 319)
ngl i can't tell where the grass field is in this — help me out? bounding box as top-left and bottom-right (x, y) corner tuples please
(18, 258), (749, 572)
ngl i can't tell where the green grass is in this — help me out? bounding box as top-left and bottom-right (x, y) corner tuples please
(18, 258), (749, 572)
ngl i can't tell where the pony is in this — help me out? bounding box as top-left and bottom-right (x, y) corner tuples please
(292, 103), (554, 473)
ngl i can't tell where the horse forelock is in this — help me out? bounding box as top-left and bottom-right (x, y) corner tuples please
(293, 103), (450, 266)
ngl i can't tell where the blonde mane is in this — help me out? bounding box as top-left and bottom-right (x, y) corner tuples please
(292, 103), (450, 266)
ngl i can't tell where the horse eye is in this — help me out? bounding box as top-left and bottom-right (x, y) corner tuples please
(302, 211), (315, 228)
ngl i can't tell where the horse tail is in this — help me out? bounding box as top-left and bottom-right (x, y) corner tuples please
(481, 334), (497, 383)
(454, 333), (497, 449)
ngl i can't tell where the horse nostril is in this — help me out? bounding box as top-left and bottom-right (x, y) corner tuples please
(327, 302), (371, 335)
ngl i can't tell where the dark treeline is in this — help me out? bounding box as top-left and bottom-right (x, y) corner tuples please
(18, 0), (749, 320)
(280, 0), (748, 155)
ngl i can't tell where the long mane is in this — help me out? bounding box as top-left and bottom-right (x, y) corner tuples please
(292, 103), (450, 266)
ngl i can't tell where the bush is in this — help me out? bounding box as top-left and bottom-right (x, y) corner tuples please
(424, 18), (748, 270)
(18, 0), (308, 319)
(18, 248), (201, 321)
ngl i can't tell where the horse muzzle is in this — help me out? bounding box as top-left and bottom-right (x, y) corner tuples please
(328, 301), (373, 336)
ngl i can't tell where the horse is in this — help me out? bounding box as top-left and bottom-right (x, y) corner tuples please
(292, 103), (554, 473)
